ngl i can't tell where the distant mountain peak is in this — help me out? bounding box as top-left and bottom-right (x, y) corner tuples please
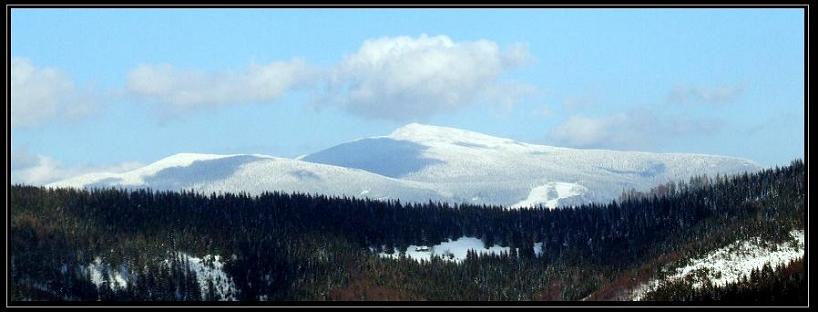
(388, 122), (447, 136)
(156, 152), (230, 162)
(146, 153), (237, 171)
(152, 153), (276, 167)
(388, 123), (515, 146)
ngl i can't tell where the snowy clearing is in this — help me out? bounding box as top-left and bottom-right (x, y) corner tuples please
(378, 236), (511, 262)
(376, 236), (548, 263)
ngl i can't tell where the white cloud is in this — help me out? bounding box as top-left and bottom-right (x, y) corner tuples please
(550, 113), (636, 149)
(668, 84), (745, 105)
(123, 35), (534, 120)
(549, 109), (722, 150)
(11, 147), (142, 186)
(11, 58), (96, 128)
(126, 59), (314, 113)
(324, 34), (534, 120)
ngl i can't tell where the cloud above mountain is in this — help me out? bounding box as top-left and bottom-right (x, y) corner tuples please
(122, 34), (533, 120)
(549, 109), (723, 150)
(126, 59), (315, 113)
(322, 34), (534, 120)
(11, 58), (97, 128)
(11, 147), (142, 185)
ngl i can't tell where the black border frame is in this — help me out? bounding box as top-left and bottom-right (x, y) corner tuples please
(4, 2), (810, 309)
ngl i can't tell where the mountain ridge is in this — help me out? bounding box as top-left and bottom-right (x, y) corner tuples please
(49, 123), (763, 208)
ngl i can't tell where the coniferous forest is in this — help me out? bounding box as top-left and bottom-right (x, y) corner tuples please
(643, 259), (806, 303)
(9, 159), (805, 303)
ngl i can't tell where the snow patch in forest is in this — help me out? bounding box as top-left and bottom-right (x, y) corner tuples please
(378, 236), (511, 262)
(533, 242), (544, 257)
(176, 253), (237, 301)
(511, 182), (588, 209)
(631, 229), (805, 301)
(86, 257), (128, 290)
(83, 253), (236, 301)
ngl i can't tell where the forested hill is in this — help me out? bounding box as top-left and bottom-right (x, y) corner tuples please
(10, 159), (804, 302)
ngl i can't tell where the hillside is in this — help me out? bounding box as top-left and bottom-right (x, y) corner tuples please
(11, 159), (804, 302)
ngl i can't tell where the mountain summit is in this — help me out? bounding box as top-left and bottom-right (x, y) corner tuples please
(388, 123), (515, 145)
(50, 123), (762, 209)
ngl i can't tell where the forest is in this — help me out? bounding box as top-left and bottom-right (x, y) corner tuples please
(9, 159), (805, 303)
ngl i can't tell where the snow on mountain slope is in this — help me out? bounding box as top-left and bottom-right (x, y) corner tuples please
(175, 253), (236, 301)
(511, 182), (588, 209)
(49, 153), (449, 203)
(86, 257), (129, 290)
(303, 123), (763, 207)
(50, 123), (762, 208)
(186, 156), (448, 202)
(82, 252), (237, 301)
(630, 229), (805, 301)
(51, 153), (255, 188)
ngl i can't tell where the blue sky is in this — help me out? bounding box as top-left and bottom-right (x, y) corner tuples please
(10, 8), (805, 184)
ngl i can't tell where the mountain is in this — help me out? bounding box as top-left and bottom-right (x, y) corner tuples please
(49, 123), (763, 208)
(49, 153), (448, 203)
(302, 123), (762, 207)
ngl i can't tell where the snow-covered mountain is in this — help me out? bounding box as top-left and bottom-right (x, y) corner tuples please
(50, 153), (448, 203)
(302, 123), (762, 207)
(49, 123), (763, 208)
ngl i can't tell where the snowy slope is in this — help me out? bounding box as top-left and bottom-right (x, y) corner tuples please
(630, 229), (805, 301)
(49, 153), (449, 203)
(52, 153), (256, 188)
(511, 182), (588, 209)
(303, 123), (763, 207)
(50, 123), (763, 208)
(82, 252), (237, 301)
(85, 257), (129, 290)
(174, 253), (236, 301)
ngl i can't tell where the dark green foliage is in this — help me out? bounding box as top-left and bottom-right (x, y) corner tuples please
(9, 159), (804, 302)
